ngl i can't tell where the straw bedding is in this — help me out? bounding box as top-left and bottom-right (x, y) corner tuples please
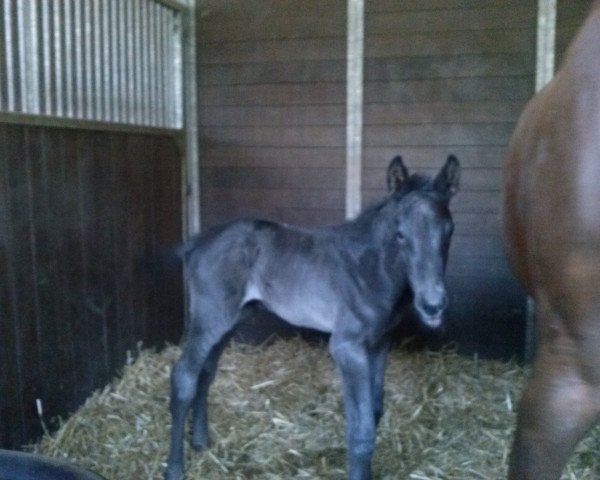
(33, 338), (600, 479)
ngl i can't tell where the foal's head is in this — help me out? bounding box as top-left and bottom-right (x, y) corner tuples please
(388, 155), (460, 328)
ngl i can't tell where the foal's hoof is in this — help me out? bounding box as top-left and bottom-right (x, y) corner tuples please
(164, 465), (184, 480)
(190, 436), (211, 451)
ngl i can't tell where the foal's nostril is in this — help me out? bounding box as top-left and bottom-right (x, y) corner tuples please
(422, 294), (448, 317)
(422, 302), (442, 317)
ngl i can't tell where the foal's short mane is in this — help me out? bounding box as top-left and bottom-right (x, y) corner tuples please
(346, 173), (436, 232)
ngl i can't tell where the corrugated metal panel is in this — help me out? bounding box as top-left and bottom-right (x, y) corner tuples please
(0, 0), (183, 129)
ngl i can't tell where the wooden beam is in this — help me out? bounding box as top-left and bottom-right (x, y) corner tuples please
(345, 0), (364, 220)
(536, 0), (557, 91)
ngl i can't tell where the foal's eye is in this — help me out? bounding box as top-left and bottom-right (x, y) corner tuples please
(396, 231), (406, 243)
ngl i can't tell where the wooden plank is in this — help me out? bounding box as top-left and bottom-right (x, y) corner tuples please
(201, 126), (345, 148)
(200, 77), (532, 107)
(200, 59), (346, 87)
(198, 0), (346, 18)
(198, 29), (534, 66)
(366, 29), (535, 58)
(366, 54), (533, 82)
(203, 187), (345, 211)
(200, 101), (526, 128)
(364, 123), (516, 147)
(199, 54), (531, 87)
(200, 82), (345, 106)
(153, 136), (184, 346)
(201, 146), (345, 168)
(199, 14), (346, 43)
(363, 145), (508, 169)
(203, 166), (345, 190)
(199, 104), (345, 127)
(0, 124), (27, 448)
(27, 127), (81, 428)
(370, 0), (535, 13)
(200, 38), (346, 65)
(366, 6), (536, 33)
(90, 131), (122, 375)
(365, 101), (527, 125)
(364, 77), (533, 104)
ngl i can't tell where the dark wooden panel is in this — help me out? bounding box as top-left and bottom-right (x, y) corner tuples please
(201, 83), (345, 107)
(0, 124), (183, 449)
(199, 14), (346, 43)
(365, 77), (533, 104)
(198, 1), (347, 234)
(366, 55), (534, 82)
(364, 123), (515, 147)
(199, 0), (346, 18)
(199, 54), (532, 87)
(367, 6), (536, 33)
(366, 101), (527, 124)
(202, 126), (344, 148)
(366, 29), (535, 58)
(203, 166), (344, 190)
(201, 146), (345, 168)
(371, 0), (535, 13)
(364, 145), (508, 169)
(204, 187), (344, 211)
(200, 60), (347, 86)
(201, 77), (531, 107)
(200, 38), (346, 65)
(201, 101), (527, 128)
(200, 104), (345, 127)
(362, 1), (535, 357)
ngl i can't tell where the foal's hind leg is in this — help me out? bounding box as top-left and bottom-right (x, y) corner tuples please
(165, 321), (235, 480)
(190, 333), (232, 450)
(165, 337), (210, 480)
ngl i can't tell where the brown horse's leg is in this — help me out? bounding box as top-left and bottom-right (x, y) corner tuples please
(509, 299), (600, 479)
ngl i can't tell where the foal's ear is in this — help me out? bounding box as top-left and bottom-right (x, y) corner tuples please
(387, 155), (409, 192)
(434, 154), (461, 198)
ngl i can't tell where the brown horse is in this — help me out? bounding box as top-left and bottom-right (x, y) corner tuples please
(502, 2), (600, 478)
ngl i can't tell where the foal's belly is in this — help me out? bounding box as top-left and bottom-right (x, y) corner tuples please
(242, 275), (338, 333)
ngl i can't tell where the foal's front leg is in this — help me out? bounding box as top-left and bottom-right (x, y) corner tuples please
(370, 339), (391, 426)
(330, 337), (377, 480)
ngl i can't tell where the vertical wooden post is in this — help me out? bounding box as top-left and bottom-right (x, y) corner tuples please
(536, 0), (557, 91)
(525, 0), (557, 361)
(345, 0), (364, 220)
(182, 0), (200, 239)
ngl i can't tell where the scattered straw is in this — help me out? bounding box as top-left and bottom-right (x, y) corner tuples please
(32, 338), (600, 479)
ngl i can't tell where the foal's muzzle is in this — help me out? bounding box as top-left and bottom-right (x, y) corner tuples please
(415, 293), (448, 329)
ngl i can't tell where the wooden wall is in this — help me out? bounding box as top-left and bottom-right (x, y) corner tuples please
(195, 1), (594, 358)
(361, 0), (537, 357)
(0, 124), (183, 449)
(197, 0), (347, 229)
